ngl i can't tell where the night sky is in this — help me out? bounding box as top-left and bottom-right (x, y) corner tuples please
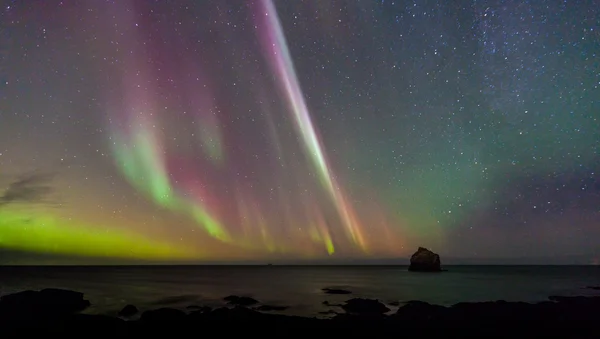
(0, 0), (599, 264)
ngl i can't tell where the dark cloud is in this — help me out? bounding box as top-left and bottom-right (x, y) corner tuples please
(0, 172), (55, 208)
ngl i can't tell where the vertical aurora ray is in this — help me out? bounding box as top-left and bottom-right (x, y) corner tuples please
(113, 120), (172, 208)
(306, 203), (335, 255)
(255, 0), (366, 251)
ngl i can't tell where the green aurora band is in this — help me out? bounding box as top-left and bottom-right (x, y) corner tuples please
(0, 210), (197, 259)
(110, 122), (231, 243)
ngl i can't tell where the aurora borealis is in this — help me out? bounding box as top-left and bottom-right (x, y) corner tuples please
(0, 1), (598, 263)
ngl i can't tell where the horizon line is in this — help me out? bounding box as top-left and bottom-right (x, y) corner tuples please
(1, 263), (598, 267)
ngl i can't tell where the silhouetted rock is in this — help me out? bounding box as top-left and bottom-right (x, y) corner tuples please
(2, 288), (600, 337)
(395, 300), (448, 323)
(409, 247), (442, 272)
(342, 298), (390, 315)
(62, 314), (127, 335)
(450, 299), (537, 327)
(254, 304), (289, 311)
(140, 307), (186, 324)
(0, 288), (90, 319)
(223, 295), (259, 306)
(211, 306), (261, 318)
(322, 288), (352, 295)
(118, 304), (138, 317)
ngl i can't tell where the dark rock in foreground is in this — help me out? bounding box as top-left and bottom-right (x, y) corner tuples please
(1, 289), (600, 337)
(0, 288), (90, 318)
(322, 288), (352, 295)
(223, 295), (259, 306)
(409, 246), (442, 272)
(118, 304), (138, 317)
(395, 300), (447, 321)
(342, 298), (390, 315)
(140, 307), (186, 324)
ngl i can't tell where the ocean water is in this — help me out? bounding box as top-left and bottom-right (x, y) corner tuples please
(0, 265), (599, 317)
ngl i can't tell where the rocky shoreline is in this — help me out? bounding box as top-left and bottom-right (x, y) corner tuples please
(0, 287), (599, 336)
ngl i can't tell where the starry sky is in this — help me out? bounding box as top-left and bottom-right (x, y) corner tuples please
(0, 0), (599, 264)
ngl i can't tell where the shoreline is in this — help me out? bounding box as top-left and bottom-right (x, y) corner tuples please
(1, 288), (599, 336)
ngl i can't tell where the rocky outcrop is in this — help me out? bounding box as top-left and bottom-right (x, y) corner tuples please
(140, 307), (186, 324)
(2, 288), (600, 337)
(408, 247), (442, 272)
(0, 288), (90, 318)
(118, 304), (138, 317)
(341, 298), (390, 315)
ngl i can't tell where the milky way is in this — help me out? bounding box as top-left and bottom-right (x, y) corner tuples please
(0, 1), (598, 263)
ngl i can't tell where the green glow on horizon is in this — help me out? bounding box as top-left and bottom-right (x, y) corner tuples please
(0, 211), (197, 259)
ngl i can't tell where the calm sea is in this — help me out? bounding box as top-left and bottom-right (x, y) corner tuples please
(0, 265), (598, 317)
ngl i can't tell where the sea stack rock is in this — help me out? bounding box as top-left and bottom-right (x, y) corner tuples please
(408, 247), (442, 272)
